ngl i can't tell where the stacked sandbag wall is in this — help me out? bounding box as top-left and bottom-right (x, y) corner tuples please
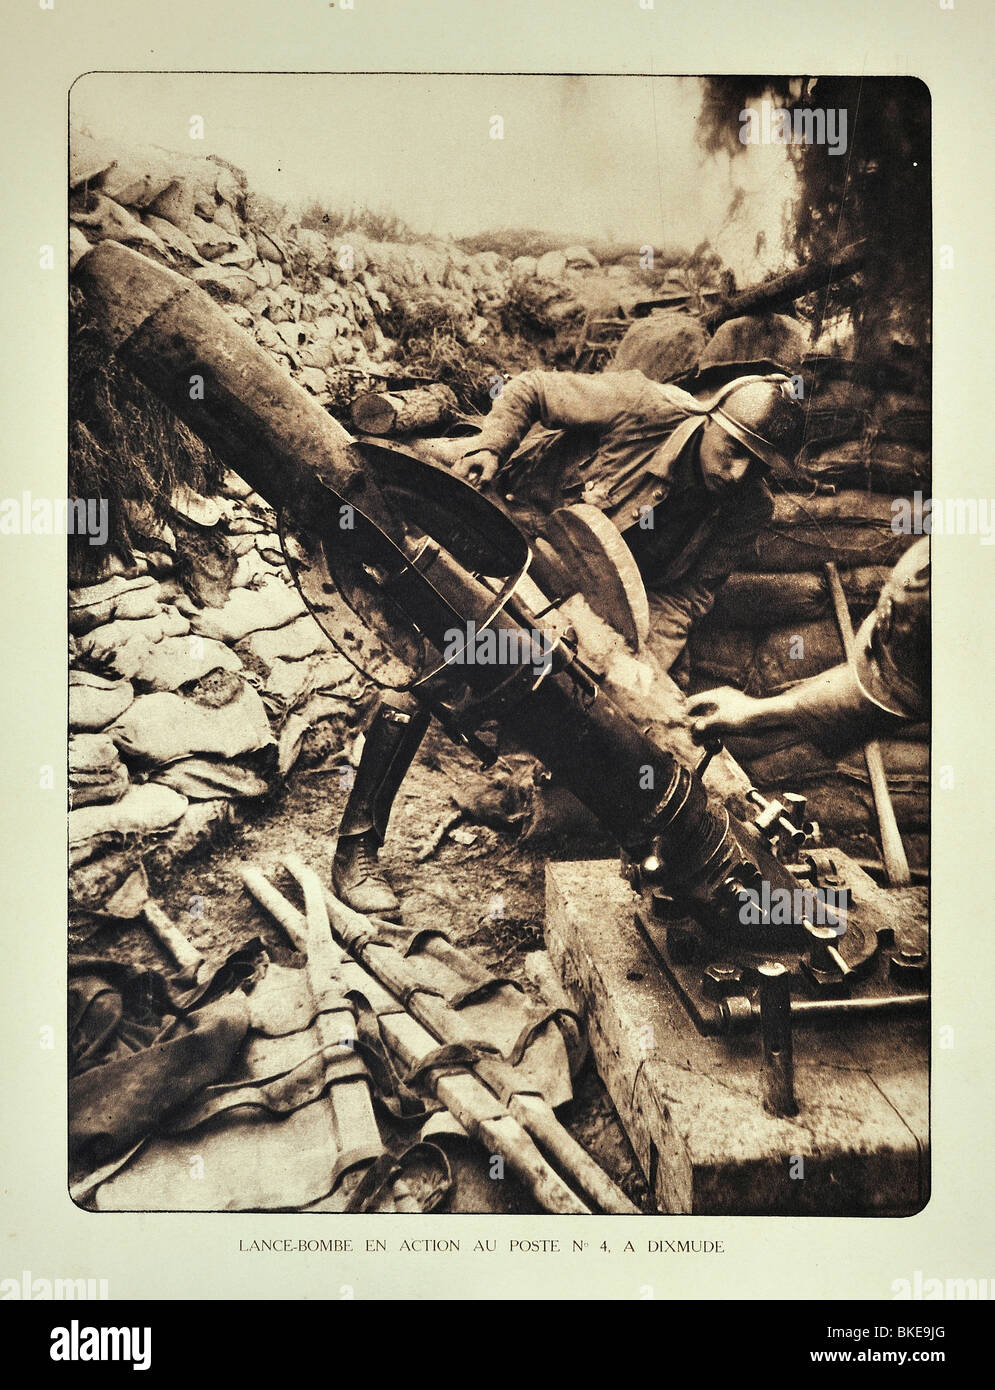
(69, 472), (371, 925)
(687, 359), (930, 863)
(69, 134), (520, 413)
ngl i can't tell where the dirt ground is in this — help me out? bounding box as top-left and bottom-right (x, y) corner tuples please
(85, 715), (654, 1212)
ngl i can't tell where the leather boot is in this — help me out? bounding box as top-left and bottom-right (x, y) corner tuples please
(332, 697), (431, 918)
(332, 829), (404, 918)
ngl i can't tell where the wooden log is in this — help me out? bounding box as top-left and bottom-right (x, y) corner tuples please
(703, 239), (867, 333)
(800, 439), (930, 495)
(744, 491), (913, 574)
(351, 383), (459, 436)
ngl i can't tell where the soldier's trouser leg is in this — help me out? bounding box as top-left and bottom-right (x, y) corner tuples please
(332, 691), (431, 917)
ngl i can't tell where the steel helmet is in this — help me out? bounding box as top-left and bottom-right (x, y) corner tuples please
(854, 537), (930, 717)
(703, 374), (805, 474)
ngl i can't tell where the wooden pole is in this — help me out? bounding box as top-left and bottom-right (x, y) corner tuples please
(824, 562), (912, 887)
(241, 862), (592, 1214)
(319, 883), (639, 1215)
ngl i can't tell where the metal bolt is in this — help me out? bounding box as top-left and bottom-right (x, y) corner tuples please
(757, 961), (798, 1118)
(889, 944), (929, 981)
(803, 920), (851, 978)
(702, 961), (745, 999)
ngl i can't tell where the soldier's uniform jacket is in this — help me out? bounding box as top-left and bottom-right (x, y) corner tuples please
(468, 369), (774, 668)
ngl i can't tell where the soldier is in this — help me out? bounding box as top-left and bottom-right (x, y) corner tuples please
(333, 367), (806, 915)
(687, 537), (930, 752)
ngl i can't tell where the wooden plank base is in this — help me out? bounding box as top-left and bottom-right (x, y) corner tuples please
(545, 858), (928, 1216)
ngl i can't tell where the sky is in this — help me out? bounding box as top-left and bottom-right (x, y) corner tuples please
(71, 73), (798, 280)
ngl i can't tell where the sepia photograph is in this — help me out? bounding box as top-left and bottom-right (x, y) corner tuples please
(64, 72), (933, 1220)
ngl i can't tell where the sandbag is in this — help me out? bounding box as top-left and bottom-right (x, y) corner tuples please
(800, 439), (930, 494)
(746, 737), (929, 786)
(170, 483), (223, 528)
(69, 784), (190, 866)
(807, 377), (875, 413)
(108, 677), (274, 765)
(699, 313), (809, 371)
(254, 227), (287, 264)
(298, 339), (337, 371)
(69, 574), (162, 635)
(72, 195), (168, 253)
(259, 651), (366, 707)
(562, 245), (599, 269)
(535, 250), (568, 280)
(141, 213), (204, 263)
(69, 672), (135, 732)
(130, 635), (243, 692)
(761, 775), (928, 836)
(146, 173), (214, 232)
(69, 734), (130, 808)
(78, 608), (192, 681)
(226, 533), (259, 558)
(755, 618), (846, 692)
(297, 366), (331, 396)
(609, 312), (707, 383)
(99, 156), (176, 210)
(151, 756), (273, 801)
(70, 132), (118, 189)
(70, 226), (92, 270)
(231, 549), (283, 588)
(740, 736), (929, 837)
(686, 624), (760, 690)
(236, 614), (332, 671)
(79, 607), (190, 657)
(746, 491), (915, 572)
(184, 580), (305, 643)
(710, 567), (889, 628)
(189, 264), (258, 303)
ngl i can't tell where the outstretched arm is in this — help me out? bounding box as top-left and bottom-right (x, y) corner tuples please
(452, 370), (644, 484)
(688, 664), (910, 753)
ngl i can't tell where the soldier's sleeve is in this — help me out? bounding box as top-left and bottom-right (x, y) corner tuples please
(757, 537), (929, 754)
(465, 371), (640, 463)
(648, 486), (773, 674)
